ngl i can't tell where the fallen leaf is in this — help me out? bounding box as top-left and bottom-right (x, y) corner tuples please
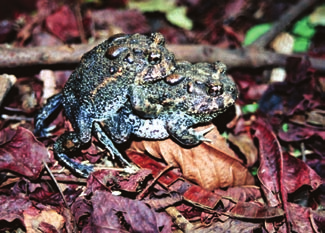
(92, 9), (150, 34)
(0, 195), (32, 229)
(252, 119), (286, 207)
(252, 118), (290, 232)
(228, 132), (258, 167)
(23, 207), (65, 233)
(45, 5), (79, 42)
(311, 208), (325, 232)
(0, 126), (50, 179)
(287, 203), (317, 233)
(84, 190), (172, 233)
(144, 191), (183, 211)
(71, 198), (92, 228)
(127, 125), (254, 191)
(229, 201), (284, 219)
(214, 185), (261, 204)
(282, 152), (322, 194)
(85, 168), (152, 195)
(193, 218), (262, 233)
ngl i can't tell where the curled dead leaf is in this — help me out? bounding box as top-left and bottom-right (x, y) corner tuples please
(127, 124), (255, 191)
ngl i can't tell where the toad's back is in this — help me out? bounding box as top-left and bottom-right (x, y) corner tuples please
(61, 33), (176, 128)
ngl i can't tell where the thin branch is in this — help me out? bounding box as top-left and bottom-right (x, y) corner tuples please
(250, 0), (319, 48)
(137, 164), (174, 200)
(165, 206), (194, 232)
(0, 43), (325, 72)
(73, 0), (87, 44)
(43, 160), (69, 207)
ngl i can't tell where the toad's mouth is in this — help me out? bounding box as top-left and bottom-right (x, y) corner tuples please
(191, 92), (237, 115)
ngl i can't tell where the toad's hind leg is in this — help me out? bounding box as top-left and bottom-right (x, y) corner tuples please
(93, 122), (130, 166)
(34, 93), (63, 136)
(53, 132), (94, 178)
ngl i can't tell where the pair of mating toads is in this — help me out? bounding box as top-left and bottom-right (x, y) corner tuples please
(34, 33), (238, 178)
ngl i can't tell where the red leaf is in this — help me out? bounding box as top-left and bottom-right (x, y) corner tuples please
(85, 168), (152, 195)
(282, 152), (322, 193)
(287, 203), (317, 233)
(0, 127), (50, 179)
(45, 5), (79, 42)
(252, 119), (290, 232)
(85, 190), (172, 233)
(229, 201), (284, 219)
(0, 195), (32, 229)
(252, 120), (286, 208)
(144, 191), (183, 211)
(71, 198), (92, 228)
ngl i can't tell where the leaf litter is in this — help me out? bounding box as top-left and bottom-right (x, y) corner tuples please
(0, 0), (324, 232)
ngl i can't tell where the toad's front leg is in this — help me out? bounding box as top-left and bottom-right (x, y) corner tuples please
(166, 116), (213, 146)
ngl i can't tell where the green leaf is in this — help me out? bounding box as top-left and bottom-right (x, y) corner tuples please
(309, 5), (325, 26)
(293, 36), (310, 53)
(221, 132), (229, 140)
(292, 16), (315, 38)
(250, 166), (258, 176)
(166, 7), (193, 30)
(282, 123), (289, 132)
(243, 23), (272, 46)
(242, 103), (259, 114)
(128, 0), (192, 30)
(292, 149), (302, 158)
(128, 0), (175, 13)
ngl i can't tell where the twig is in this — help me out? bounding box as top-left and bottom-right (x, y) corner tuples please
(73, 0), (87, 43)
(43, 160), (69, 207)
(250, 0), (319, 48)
(137, 164), (174, 200)
(0, 43), (325, 72)
(165, 206), (194, 232)
(40, 175), (87, 184)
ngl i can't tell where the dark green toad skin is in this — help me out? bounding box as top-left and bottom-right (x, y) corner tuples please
(114, 61), (238, 145)
(34, 33), (176, 177)
(62, 32), (176, 144)
(34, 33), (238, 178)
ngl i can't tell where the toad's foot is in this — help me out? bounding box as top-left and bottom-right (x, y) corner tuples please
(167, 117), (214, 146)
(53, 132), (94, 178)
(56, 153), (94, 178)
(188, 126), (213, 143)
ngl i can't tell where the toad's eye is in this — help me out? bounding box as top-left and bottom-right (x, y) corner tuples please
(208, 84), (223, 97)
(148, 52), (161, 65)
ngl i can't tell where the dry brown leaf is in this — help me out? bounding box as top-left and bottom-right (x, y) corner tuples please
(228, 132), (258, 167)
(23, 207), (65, 233)
(127, 124), (255, 191)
